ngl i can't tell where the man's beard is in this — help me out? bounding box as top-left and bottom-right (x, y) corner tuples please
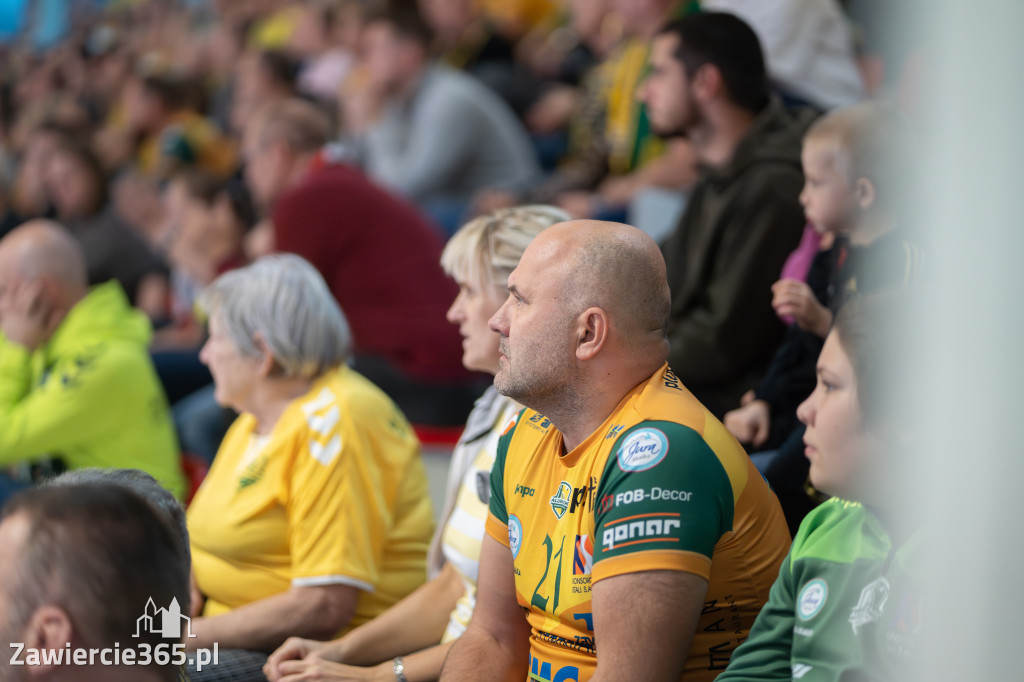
(494, 340), (579, 416)
(651, 96), (702, 141)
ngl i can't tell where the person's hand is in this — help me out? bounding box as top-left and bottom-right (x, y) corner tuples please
(264, 638), (331, 681)
(0, 279), (52, 352)
(271, 657), (392, 682)
(557, 191), (600, 219)
(739, 389), (756, 407)
(473, 189), (519, 215)
(771, 279), (833, 338)
(264, 639), (366, 682)
(724, 399), (771, 449)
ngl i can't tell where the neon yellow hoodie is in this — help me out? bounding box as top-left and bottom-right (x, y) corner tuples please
(0, 282), (185, 499)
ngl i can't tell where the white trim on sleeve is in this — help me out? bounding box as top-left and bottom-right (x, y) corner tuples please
(291, 575), (375, 592)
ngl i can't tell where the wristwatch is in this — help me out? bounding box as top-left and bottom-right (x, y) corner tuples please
(393, 656), (408, 682)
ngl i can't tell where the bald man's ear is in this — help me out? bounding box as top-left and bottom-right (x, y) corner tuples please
(575, 308), (609, 361)
(21, 605), (74, 675)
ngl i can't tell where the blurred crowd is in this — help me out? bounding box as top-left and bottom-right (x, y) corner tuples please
(0, 0), (928, 681)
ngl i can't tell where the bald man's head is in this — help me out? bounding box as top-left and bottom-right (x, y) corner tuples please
(0, 220), (88, 289)
(540, 220), (671, 346)
(490, 219), (672, 420)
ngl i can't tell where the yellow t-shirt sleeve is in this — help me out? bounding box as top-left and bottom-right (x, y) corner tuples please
(287, 425), (388, 592)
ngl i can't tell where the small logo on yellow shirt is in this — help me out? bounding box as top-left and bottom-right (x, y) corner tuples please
(605, 424), (626, 440)
(549, 481), (572, 519)
(238, 457), (268, 491)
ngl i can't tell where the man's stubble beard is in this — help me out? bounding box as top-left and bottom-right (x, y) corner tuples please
(494, 345), (583, 422)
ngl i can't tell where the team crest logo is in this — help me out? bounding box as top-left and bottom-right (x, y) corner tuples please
(549, 481), (572, 519)
(849, 576), (890, 634)
(797, 579), (828, 621)
(508, 515), (523, 559)
(616, 428), (668, 472)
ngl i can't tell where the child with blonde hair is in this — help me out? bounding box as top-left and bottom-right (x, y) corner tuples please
(725, 101), (924, 534)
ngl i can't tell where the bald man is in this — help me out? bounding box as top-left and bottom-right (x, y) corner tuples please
(0, 221), (185, 499)
(441, 221), (791, 682)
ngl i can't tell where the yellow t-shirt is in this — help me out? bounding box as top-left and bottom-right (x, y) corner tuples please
(188, 366), (434, 632)
(486, 363), (791, 681)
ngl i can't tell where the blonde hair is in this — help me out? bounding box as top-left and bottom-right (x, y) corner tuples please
(441, 205), (570, 291)
(804, 102), (914, 203)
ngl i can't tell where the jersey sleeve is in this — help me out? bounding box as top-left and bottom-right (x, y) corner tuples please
(592, 421), (735, 584)
(714, 553), (795, 681)
(484, 411), (522, 548)
(286, 411), (388, 592)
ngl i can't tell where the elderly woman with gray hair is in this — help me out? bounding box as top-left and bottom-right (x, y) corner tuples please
(184, 254), (434, 681)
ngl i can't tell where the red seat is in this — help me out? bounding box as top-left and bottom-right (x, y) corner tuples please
(412, 424), (464, 448)
(180, 453), (210, 505)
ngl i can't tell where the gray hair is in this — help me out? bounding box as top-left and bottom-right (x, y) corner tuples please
(199, 254), (352, 379)
(48, 468), (190, 568)
(441, 205), (570, 291)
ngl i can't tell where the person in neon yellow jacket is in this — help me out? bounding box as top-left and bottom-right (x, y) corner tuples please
(0, 220), (185, 499)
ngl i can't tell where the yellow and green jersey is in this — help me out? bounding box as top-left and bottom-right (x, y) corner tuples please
(486, 363), (791, 682)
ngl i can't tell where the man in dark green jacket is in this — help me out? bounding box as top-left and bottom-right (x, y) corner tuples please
(0, 220), (184, 498)
(640, 12), (813, 417)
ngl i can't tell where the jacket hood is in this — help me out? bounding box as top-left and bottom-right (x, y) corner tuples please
(701, 98), (818, 189)
(46, 281), (151, 362)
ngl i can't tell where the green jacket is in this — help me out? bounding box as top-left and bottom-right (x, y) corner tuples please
(717, 497), (922, 681)
(0, 282), (185, 499)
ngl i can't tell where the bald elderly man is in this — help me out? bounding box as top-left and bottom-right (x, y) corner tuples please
(0, 221), (184, 499)
(441, 221), (791, 682)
